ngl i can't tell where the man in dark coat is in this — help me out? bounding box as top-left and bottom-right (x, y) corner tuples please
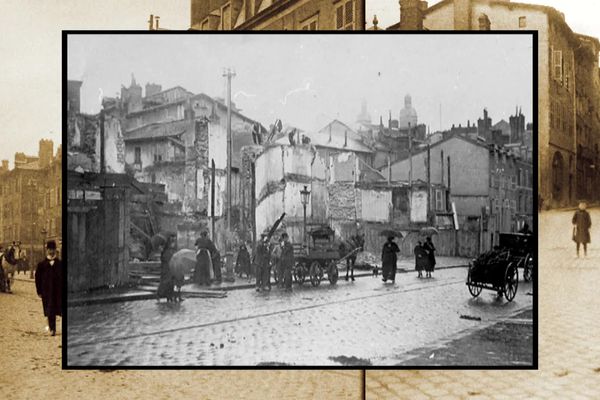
(280, 232), (294, 290)
(194, 231), (218, 285)
(423, 237), (436, 278)
(35, 240), (62, 336)
(381, 236), (400, 283)
(255, 234), (271, 292)
(573, 202), (592, 257)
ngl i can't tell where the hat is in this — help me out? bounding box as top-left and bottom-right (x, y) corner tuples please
(281, 232), (289, 239)
(200, 231), (209, 237)
(46, 240), (57, 250)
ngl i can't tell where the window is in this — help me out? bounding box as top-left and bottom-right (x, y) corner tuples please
(177, 104), (184, 119)
(300, 14), (319, 30)
(553, 49), (563, 84)
(518, 16), (526, 28)
(511, 176), (517, 190)
(220, 3), (231, 30)
(335, 0), (354, 30)
(435, 189), (444, 211)
(134, 147), (141, 164)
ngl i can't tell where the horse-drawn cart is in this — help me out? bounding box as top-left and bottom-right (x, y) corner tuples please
(466, 233), (532, 302)
(292, 226), (361, 287)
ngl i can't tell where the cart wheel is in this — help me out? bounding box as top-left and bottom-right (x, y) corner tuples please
(467, 268), (481, 297)
(523, 256), (533, 282)
(294, 262), (306, 285)
(309, 261), (323, 287)
(504, 263), (519, 302)
(328, 262), (339, 285)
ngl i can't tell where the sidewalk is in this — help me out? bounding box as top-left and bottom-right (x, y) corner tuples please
(66, 256), (470, 307)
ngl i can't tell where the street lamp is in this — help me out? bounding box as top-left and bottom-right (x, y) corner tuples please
(300, 185), (311, 247)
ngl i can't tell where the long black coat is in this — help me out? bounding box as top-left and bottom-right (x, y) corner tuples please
(35, 258), (63, 317)
(572, 210), (591, 244)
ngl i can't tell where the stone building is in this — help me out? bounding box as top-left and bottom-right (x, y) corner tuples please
(381, 133), (532, 251)
(0, 140), (62, 262)
(388, 0), (600, 208)
(190, 0), (364, 30)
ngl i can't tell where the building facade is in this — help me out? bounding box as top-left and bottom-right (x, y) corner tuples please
(389, 0), (600, 208)
(190, 0), (364, 30)
(0, 140), (62, 263)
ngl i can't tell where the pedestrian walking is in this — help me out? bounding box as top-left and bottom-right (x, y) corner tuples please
(235, 243), (251, 279)
(194, 231), (217, 285)
(255, 234), (271, 292)
(157, 234), (177, 301)
(423, 237), (436, 278)
(34, 240), (62, 336)
(572, 201), (592, 257)
(280, 232), (294, 290)
(381, 236), (400, 283)
(414, 240), (426, 278)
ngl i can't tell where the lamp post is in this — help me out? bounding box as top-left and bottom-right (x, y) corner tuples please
(300, 185), (311, 248)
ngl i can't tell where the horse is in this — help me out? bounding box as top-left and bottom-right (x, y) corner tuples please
(338, 234), (365, 281)
(161, 249), (214, 302)
(1, 244), (22, 293)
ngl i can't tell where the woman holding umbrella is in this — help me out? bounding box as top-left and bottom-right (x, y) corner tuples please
(381, 231), (400, 283)
(423, 236), (436, 278)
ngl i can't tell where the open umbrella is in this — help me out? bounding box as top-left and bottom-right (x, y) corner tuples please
(150, 231), (176, 250)
(379, 229), (403, 239)
(419, 226), (439, 236)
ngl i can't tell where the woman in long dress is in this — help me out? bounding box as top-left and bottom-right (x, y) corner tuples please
(423, 237), (436, 278)
(414, 241), (426, 278)
(572, 201), (591, 257)
(381, 236), (400, 283)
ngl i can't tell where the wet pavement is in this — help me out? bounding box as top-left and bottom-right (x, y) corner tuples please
(67, 266), (533, 366)
(367, 208), (600, 399)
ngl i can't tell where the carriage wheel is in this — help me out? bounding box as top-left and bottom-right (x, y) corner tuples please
(504, 264), (519, 302)
(328, 262), (339, 285)
(523, 256), (533, 282)
(309, 262), (323, 287)
(467, 268), (481, 297)
(294, 261), (307, 285)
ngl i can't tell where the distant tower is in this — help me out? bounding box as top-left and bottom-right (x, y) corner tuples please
(120, 73), (143, 113)
(399, 94), (418, 128)
(356, 99), (372, 125)
(38, 139), (54, 169)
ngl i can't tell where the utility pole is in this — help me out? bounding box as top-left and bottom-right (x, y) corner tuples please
(408, 122), (413, 215)
(223, 68), (236, 232)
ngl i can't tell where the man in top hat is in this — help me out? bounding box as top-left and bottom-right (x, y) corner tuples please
(35, 240), (62, 336)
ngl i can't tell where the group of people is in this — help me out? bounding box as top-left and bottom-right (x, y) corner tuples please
(254, 232), (294, 292)
(414, 237), (436, 279)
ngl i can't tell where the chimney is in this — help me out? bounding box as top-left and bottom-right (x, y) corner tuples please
(399, 0), (427, 30)
(148, 14), (154, 30)
(1, 160), (8, 171)
(155, 16), (160, 30)
(344, 131), (348, 147)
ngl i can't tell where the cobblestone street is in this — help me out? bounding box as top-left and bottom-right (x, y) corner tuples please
(367, 209), (600, 399)
(67, 266), (532, 366)
(0, 279), (360, 400)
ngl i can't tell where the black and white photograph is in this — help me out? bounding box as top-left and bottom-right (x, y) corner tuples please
(65, 33), (534, 367)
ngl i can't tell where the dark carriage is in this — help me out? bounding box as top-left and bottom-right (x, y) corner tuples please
(466, 233), (533, 302)
(292, 226), (342, 287)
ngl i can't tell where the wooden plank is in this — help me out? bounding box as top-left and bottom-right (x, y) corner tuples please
(131, 221), (152, 241)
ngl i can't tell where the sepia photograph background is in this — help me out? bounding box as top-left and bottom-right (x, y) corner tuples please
(0, 0), (598, 398)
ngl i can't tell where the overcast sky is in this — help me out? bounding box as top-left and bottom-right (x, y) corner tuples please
(68, 34), (532, 138)
(367, 0), (600, 36)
